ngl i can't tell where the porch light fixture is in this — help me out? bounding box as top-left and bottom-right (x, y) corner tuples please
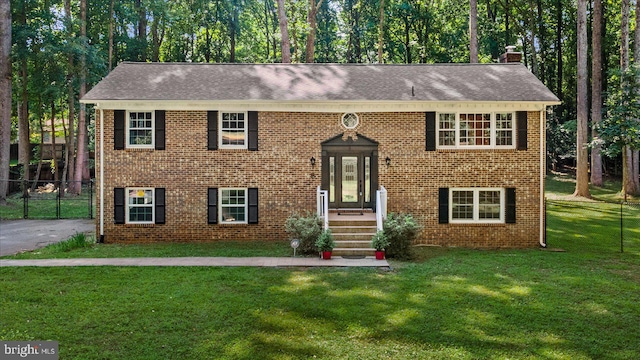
(385, 157), (391, 166)
(310, 157), (316, 166)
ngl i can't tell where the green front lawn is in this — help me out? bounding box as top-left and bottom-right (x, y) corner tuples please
(1, 175), (638, 359)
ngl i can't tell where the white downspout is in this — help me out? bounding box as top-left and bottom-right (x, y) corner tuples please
(99, 108), (105, 243)
(539, 109), (546, 247)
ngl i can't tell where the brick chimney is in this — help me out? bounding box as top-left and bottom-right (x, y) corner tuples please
(499, 45), (522, 63)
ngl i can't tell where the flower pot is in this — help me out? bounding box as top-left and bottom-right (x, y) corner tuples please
(321, 251), (332, 260)
(375, 251), (385, 260)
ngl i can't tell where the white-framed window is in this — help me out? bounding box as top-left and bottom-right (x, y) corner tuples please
(220, 188), (247, 224)
(341, 113), (359, 129)
(450, 188), (504, 223)
(126, 188), (154, 224)
(126, 111), (154, 148)
(436, 112), (515, 149)
(219, 112), (248, 149)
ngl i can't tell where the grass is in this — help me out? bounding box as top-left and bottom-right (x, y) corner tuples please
(0, 175), (638, 359)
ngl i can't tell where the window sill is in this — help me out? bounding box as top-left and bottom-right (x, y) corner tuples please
(125, 148), (155, 152)
(436, 148), (517, 153)
(446, 222), (507, 227)
(124, 223), (156, 228)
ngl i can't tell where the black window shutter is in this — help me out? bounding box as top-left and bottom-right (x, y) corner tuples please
(208, 188), (218, 224)
(248, 111), (258, 151)
(506, 188), (516, 223)
(516, 111), (528, 150)
(114, 188), (125, 224)
(426, 112), (436, 151)
(155, 188), (166, 224)
(248, 188), (259, 223)
(114, 110), (125, 150)
(438, 188), (449, 224)
(155, 110), (166, 150)
(207, 111), (218, 150)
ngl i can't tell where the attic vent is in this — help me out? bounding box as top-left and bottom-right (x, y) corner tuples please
(341, 113), (359, 129)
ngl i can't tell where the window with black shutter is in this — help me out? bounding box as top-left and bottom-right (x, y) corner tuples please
(155, 110), (166, 150)
(207, 111), (218, 150)
(114, 188), (125, 224)
(208, 188), (218, 224)
(516, 111), (528, 150)
(114, 110), (125, 150)
(438, 188), (449, 224)
(506, 188), (516, 223)
(426, 112), (436, 151)
(155, 188), (166, 224)
(248, 188), (258, 223)
(248, 111), (258, 151)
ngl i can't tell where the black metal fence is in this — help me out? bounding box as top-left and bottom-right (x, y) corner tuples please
(1, 179), (94, 220)
(546, 199), (640, 253)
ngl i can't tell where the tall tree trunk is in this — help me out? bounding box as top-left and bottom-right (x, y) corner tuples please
(0, 0), (11, 204)
(378, 0), (384, 63)
(632, 0), (640, 193)
(574, 0), (591, 198)
(64, 0), (77, 193)
(590, 0), (603, 186)
(74, 0), (88, 192)
(32, 112), (45, 192)
(276, 0), (291, 63)
(50, 102), (59, 186)
(305, 0), (323, 63)
(555, 0), (562, 102)
(135, 0), (147, 61)
(469, 0), (478, 63)
(229, 5), (237, 63)
(108, 0), (114, 71)
(60, 109), (69, 197)
(18, 3), (29, 185)
(620, 0), (639, 195)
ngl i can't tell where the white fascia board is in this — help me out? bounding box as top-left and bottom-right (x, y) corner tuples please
(81, 100), (560, 113)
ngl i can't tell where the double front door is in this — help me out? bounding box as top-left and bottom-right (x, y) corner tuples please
(321, 134), (379, 209)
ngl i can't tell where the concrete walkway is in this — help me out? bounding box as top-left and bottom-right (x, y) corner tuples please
(0, 256), (390, 268)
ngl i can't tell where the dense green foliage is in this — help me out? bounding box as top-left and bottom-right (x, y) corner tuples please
(370, 229), (389, 251)
(284, 211), (323, 255)
(383, 212), (421, 259)
(315, 228), (335, 252)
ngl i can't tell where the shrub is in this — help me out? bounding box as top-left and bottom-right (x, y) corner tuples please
(370, 230), (389, 251)
(48, 233), (94, 253)
(315, 229), (336, 252)
(284, 211), (323, 255)
(383, 213), (421, 259)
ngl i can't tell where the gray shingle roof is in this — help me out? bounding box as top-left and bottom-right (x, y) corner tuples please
(82, 62), (560, 103)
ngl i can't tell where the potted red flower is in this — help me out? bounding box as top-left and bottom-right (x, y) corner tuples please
(315, 229), (336, 260)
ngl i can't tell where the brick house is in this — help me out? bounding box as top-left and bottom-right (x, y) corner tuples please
(81, 59), (559, 249)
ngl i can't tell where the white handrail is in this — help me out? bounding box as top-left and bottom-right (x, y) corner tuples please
(317, 186), (329, 230)
(376, 185), (387, 231)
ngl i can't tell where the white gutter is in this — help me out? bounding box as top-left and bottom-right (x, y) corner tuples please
(539, 110), (546, 247)
(99, 108), (105, 243)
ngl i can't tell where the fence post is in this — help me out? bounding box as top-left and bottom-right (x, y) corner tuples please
(620, 202), (624, 253)
(22, 180), (28, 219)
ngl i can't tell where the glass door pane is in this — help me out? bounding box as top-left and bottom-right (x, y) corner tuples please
(329, 157), (335, 203)
(365, 156), (370, 202)
(341, 156), (358, 203)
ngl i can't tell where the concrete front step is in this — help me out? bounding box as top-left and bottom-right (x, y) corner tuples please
(333, 233), (376, 241)
(333, 248), (377, 256)
(330, 226), (377, 234)
(335, 240), (372, 248)
(329, 220), (377, 227)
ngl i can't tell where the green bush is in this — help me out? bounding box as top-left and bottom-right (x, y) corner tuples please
(47, 233), (94, 253)
(315, 229), (336, 252)
(284, 211), (323, 255)
(370, 230), (389, 251)
(383, 213), (421, 259)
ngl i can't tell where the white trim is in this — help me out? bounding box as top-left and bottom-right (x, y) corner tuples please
(219, 188), (248, 224)
(219, 111), (248, 150)
(99, 109), (104, 239)
(125, 187), (155, 224)
(125, 110), (155, 149)
(436, 112), (516, 150)
(449, 188), (505, 224)
(84, 100), (559, 113)
(341, 113), (359, 129)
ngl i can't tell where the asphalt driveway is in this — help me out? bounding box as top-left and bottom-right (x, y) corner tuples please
(0, 219), (95, 256)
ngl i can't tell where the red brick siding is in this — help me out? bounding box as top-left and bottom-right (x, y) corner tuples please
(95, 110), (542, 247)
